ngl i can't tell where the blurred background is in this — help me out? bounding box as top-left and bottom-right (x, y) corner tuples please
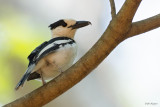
(0, 0), (160, 107)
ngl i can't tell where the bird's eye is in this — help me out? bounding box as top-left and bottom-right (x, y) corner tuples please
(61, 22), (67, 27)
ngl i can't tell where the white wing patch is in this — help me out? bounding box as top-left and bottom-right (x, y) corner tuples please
(37, 39), (73, 59)
(37, 43), (55, 58)
(54, 39), (72, 44)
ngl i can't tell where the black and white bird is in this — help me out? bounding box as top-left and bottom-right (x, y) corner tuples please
(15, 19), (91, 90)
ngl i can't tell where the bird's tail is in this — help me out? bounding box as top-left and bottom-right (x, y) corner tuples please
(15, 64), (35, 90)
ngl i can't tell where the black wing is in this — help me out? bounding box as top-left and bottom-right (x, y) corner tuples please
(27, 41), (48, 64)
(15, 37), (75, 89)
(35, 37), (75, 62)
(25, 37), (75, 81)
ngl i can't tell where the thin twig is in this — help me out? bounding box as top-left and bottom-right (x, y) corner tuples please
(109, 0), (116, 18)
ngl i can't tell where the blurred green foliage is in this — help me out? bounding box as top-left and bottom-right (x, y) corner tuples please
(0, 4), (49, 103)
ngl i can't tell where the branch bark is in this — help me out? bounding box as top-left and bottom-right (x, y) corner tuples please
(4, 0), (160, 107)
(109, 0), (116, 18)
(127, 14), (160, 37)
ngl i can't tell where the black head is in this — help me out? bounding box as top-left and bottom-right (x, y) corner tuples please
(49, 20), (67, 30)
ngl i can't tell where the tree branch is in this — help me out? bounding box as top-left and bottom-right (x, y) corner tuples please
(109, 0), (116, 18)
(127, 14), (160, 37)
(4, 0), (160, 107)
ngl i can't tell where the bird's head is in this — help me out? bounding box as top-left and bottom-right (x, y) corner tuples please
(49, 19), (91, 39)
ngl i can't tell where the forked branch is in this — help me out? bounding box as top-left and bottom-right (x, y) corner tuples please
(127, 14), (160, 37)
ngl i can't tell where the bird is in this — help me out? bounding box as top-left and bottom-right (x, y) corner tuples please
(15, 19), (91, 90)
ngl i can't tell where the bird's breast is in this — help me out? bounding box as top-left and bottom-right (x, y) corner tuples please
(50, 43), (77, 69)
(39, 43), (77, 79)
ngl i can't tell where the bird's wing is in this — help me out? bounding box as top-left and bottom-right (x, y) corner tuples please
(28, 37), (76, 81)
(34, 37), (75, 63)
(27, 41), (48, 64)
(26, 43), (60, 81)
(15, 37), (75, 90)
(27, 37), (66, 64)
(15, 41), (50, 90)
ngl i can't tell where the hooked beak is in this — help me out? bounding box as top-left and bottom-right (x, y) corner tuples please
(69, 21), (91, 29)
